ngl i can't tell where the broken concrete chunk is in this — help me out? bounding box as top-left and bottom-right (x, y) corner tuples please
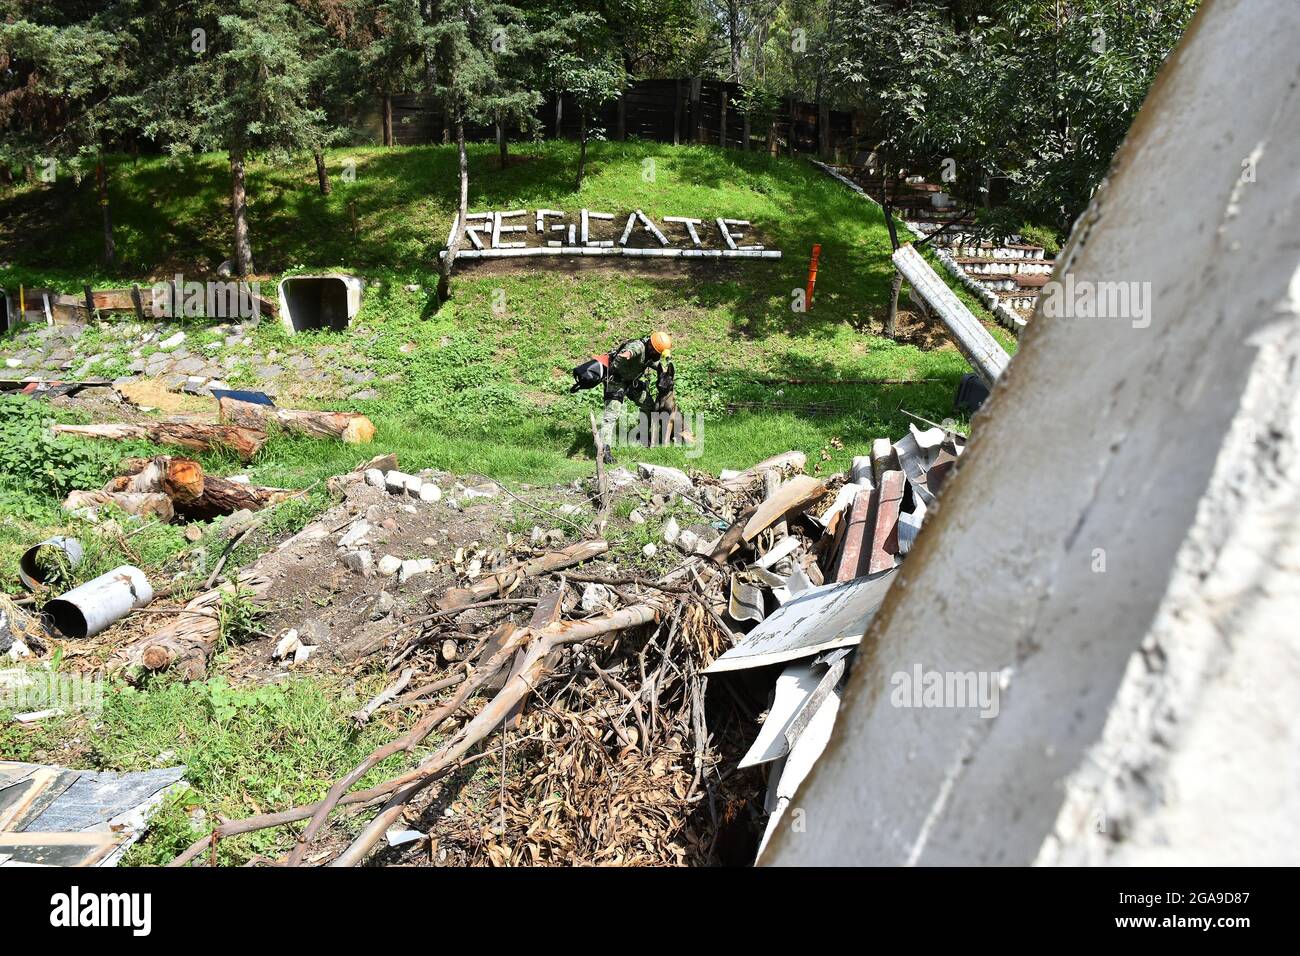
(377, 554), (402, 577)
(642, 542), (658, 558)
(370, 590), (396, 619)
(637, 462), (693, 494)
(364, 468), (386, 489)
(398, 558), (434, 584)
(662, 517), (681, 544)
(385, 471), (414, 495)
(677, 529), (700, 554)
(581, 582), (613, 612)
(629, 508), (646, 525)
(343, 550), (373, 575)
(418, 483), (442, 503)
(338, 520), (371, 549)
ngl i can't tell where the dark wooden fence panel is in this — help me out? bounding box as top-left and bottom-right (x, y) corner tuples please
(384, 79), (856, 156)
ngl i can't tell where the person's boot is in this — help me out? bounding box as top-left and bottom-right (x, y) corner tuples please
(602, 446), (615, 466)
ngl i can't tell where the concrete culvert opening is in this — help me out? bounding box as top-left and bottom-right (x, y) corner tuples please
(278, 275), (363, 334)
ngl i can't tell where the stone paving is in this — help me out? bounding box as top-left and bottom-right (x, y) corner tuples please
(1, 315), (380, 401)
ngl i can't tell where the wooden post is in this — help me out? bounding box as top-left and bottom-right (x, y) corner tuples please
(690, 77), (702, 143)
(673, 79), (683, 145)
(83, 285), (96, 322)
(720, 85), (729, 147)
(130, 284), (144, 321)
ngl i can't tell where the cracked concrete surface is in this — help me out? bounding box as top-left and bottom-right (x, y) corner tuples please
(766, 0), (1300, 866)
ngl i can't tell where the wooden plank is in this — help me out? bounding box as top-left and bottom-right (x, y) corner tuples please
(741, 475), (827, 543)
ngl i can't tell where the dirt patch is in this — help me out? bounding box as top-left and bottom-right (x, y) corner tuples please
(116, 378), (215, 417)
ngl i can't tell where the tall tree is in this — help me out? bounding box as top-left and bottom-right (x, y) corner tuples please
(0, 9), (132, 266)
(426, 0), (530, 301)
(358, 0), (423, 147)
(141, 0), (328, 275)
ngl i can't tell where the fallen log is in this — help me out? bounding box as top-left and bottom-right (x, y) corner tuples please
(63, 489), (175, 522)
(108, 455), (205, 504)
(218, 397), (376, 445)
(330, 599), (665, 867)
(54, 421), (267, 461)
(106, 570), (273, 683)
(107, 455), (294, 521)
(441, 538), (610, 609)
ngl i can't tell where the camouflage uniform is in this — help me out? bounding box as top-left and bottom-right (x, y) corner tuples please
(599, 338), (657, 452)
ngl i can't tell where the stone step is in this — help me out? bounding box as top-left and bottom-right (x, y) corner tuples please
(955, 257), (1056, 275)
(970, 272), (1051, 293)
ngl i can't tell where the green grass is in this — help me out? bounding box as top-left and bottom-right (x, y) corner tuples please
(0, 673), (418, 865)
(0, 138), (1015, 591)
(0, 141), (1016, 863)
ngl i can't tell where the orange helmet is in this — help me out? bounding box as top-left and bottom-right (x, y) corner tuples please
(650, 330), (673, 355)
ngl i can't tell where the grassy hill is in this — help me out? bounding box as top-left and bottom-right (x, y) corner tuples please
(0, 140), (1012, 579)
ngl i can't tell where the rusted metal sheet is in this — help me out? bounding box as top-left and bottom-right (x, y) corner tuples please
(834, 487), (875, 583)
(867, 470), (905, 574)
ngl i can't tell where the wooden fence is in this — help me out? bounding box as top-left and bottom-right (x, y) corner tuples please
(382, 78), (858, 157)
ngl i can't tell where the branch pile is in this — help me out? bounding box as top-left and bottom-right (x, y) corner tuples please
(164, 432), (956, 868)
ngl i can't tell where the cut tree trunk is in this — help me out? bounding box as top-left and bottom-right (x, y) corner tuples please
(106, 455), (294, 520)
(230, 150), (254, 276)
(314, 150), (331, 195)
(53, 421), (268, 461)
(218, 397), (375, 444)
(107, 571), (274, 684)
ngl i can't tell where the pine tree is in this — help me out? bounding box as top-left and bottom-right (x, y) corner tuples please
(139, 0), (327, 275)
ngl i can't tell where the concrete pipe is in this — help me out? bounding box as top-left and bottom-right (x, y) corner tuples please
(277, 274), (364, 334)
(45, 566), (153, 639)
(18, 536), (84, 591)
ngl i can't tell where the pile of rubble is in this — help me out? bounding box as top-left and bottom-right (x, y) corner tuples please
(7, 385), (965, 865)
(149, 422), (964, 867)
